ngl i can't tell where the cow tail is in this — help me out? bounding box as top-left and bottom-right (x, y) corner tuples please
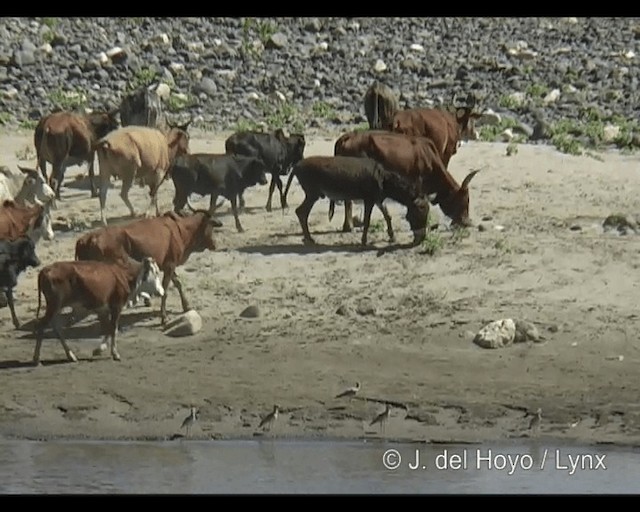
(374, 90), (380, 130)
(328, 201), (335, 221)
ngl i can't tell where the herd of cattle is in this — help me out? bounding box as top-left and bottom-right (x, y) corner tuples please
(0, 80), (483, 364)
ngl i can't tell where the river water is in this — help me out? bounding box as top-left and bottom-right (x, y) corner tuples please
(0, 439), (637, 494)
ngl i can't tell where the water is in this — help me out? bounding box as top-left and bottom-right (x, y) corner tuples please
(0, 439), (637, 494)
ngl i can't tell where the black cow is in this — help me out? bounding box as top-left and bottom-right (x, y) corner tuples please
(171, 153), (268, 233)
(225, 129), (306, 212)
(0, 237), (40, 328)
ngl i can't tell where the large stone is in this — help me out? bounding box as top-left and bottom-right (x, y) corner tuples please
(164, 309), (203, 337)
(473, 319), (516, 349)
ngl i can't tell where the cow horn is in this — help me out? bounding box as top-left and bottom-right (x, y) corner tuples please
(460, 169), (480, 190)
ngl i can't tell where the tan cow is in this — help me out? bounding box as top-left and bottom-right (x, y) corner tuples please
(93, 120), (191, 226)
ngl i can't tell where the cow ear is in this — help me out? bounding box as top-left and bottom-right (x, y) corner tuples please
(427, 192), (438, 203)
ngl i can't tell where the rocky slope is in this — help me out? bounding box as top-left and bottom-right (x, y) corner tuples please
(0, 17), (639, 147)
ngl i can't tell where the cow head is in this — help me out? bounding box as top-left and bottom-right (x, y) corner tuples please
(284, 134), (306, 172)
(130, 256), (165, 305)
(167, 116), (193, 133)
(241, 157), (269, 187)
(28, 202), (55, 243)
(433, 169), (480, 227)
(14, 236), (41, 269)
(87, 109), (120, 139)
(452, 92), (482, 143)
(16, 166), (56, 207)
(405, 196), (431, 245)
(166, 128), (190, 163)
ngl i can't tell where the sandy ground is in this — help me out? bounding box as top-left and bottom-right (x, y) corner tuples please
(0, 127), (639, 447)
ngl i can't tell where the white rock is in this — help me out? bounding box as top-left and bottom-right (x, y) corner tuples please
(169, 62), (185, 74)
(272, 90), (286, 102)
(313, 79), (321, 88)
(39, 43), (53, 55)
(153, 33), (171, 46)
(247, 92), (260, 101)
(603, 124), (621, 143)
(373, 59), (387, 73)
(164, 309), (202, 337)
(410, 43), (424, 52)
(623, 50), (635, 59)
(500, 128), (514, 142)
(155, 83), (171, 100)
(348, 21), (360, 31)
(173, 92), (189, 102)
(106, 46), (125, 59)
(187, 41), (205, 52)
(213, 38), (222, 46)
(478, 108), (501, 125)
(97, 52), (109, 65)
(473, 319), (516, 349)
(543, 88), (561, 105)
(565, 17), (578, 24)
(518, 49), (538, 60)
(2, 87), (18, 99)
(317, 41), (328, 51)
(508, 91), (527, 107)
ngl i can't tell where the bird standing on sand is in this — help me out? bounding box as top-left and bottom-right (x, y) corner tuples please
(528, 408), (542, 434)
(259, 404), (280, 431)
(336, 381), (361, 399)
(181, 406), (199, 437)
(370, 403), (391, 434)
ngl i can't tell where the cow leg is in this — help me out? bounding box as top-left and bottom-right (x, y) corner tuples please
(160, 271), (173, 325)
(238, 192), (246, 212)
(376, 201), (395, 243)
(147, 178), (161, 218)
(342, 201), (354, 233)
(51, 162), (65, 200)
(231, 196), (244, 233)
(208, 193), (220, 214)
(276, 175), (287, 210)
(99, 172), (111, 226)
(38, 157), (48, 182)
(361, 200), (375, 246)
(51, 314), (78, 363)
(170, 272), (191, 313)
(295, 195), (319, 245)
(92, 309), (111, 356)
(6, 288), (21, 329)
(109, 306), (122, 362)
(88, 153), (99, 198)
(266, 175), (277, 212)
(120, 174), (136, 218)
(33, 302), (57, 365)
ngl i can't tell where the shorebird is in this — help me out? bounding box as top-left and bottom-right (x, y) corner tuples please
(528, 408), (542, 434)
(370, 403), (391, 435)
(259, 404), (280, 431)
(335, 381), (361, 399)
(181, 406), (199, 437)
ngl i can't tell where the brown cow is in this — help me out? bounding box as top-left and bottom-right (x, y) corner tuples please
(391, 93), (482, 168)
(33, 256), (165, 365)
(74, 209), (220, 325)
(363, 80), (399, 130)
(0, 200), (54, 243)
(93, 120), (191, 226)
(34, 109), (119, 199)
(333, 130), (479, 231)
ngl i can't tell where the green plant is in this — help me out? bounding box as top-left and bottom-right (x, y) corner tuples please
(233, 118), (264, 132)
(551, 133), (583, 155)
(493, 238), (512, 254)
(477, 116), (520, 142)
(41, 17), (58, 29)
(127, 67), (158, 92)
(48, 88), (87, 110)
(368, 220), (385, 233)
(525, 82), (549, 98)
(0, 112), (12, 125)
(42, 30), (55, 44)
(506, 142), (519, 156)
(450, 226), (470, 245)
(312, 101), (335, 120)
(497, 94), (522, 110)
(165, 93), (197, 113)
(421, 232), (444, 256)
(19, 119), (37, 130)
(353, 122), (370, 132)
(256, 98), (305, 133)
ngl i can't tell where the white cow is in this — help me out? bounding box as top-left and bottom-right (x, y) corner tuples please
(0, 165), (56, 206)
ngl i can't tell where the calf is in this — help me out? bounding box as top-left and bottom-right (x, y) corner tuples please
(284, 156), (430, 246)
(33, 257), (165, 365)
(364, 80), (399, 130)
(0, 237), (40, 328)
(171, 153), (268, 232)
(0, 200), (55, 244)
(225, 129), (306, 211)
(34, 109), (119, 199)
